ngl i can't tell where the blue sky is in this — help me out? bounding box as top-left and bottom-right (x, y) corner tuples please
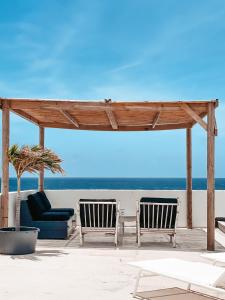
(0, 0), (225, 178)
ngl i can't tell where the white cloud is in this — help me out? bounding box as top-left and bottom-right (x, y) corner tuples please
(109, 60), (143, 74)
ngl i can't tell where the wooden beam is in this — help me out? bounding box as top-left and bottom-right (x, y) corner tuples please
(6, 98), (216, 106)
(181, 103), (207, 131)
(60, 110), (79, 128)
(38, 126), (44, 192)
(11, 109), (40, 126)
(207, 102), (216, 251)
(190, 112), (207, 127)
(186, 128), (192, 229)
(1, 101), (9, 227)
(10, 102), (184, 111)
(39, 121), (192, 131)
(105, 110), (118, 130)
(152, 112), (160, 129)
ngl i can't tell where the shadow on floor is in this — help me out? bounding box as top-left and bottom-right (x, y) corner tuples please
(10, 249), (68, 261)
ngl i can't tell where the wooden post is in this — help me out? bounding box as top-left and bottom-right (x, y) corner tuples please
(207, 102), (216, 251)
(1, 101), (10, 227)
(38, 126), (44, 191)
(186, 128), (192, 229)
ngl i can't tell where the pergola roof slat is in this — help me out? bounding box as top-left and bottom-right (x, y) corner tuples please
(60, 110), (80, 128)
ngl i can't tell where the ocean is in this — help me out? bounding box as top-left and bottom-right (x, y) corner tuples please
(1, 177), (225, 192)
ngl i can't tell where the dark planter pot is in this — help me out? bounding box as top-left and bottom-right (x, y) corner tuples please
(0, 226), (39, 255)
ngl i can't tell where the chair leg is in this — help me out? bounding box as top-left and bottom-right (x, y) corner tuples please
(136, 223), (138, 243)
(115, 230), (118, 247)
(172, 234), (176, 248)
(119, 221), (124, 245)
(138, 230), (141, 247)
(122, 222), (125, 235)
(133, 270), (142, 298)
(64, 227), (79, 247)
(137, 215), (141, 247)
(115, 221), (119, 247)
(79, 228), (84, 246)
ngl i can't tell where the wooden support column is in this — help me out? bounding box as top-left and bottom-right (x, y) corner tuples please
(186, 128), (192, 229)
(38, 126), (45, 191)
(1, 101), (10, 227)
(207, 102), (216, 251)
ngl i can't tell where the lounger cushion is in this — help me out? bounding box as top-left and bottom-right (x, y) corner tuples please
(40, 211), (71, 221)
(139, 197), (178, 229)
(79, 199), (117, 228)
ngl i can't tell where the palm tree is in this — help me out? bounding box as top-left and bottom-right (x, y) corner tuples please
(8, 145), (64, 230)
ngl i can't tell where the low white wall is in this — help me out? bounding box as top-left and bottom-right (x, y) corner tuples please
(45, 189), (225, 228)
(6, 189), (225, 228)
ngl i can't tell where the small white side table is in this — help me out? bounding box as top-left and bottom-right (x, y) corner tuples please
(119, 215), (137, 244)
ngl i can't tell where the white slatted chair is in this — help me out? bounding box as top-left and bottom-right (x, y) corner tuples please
(137, 197), (179, 247)
(77, 199), (120, 246)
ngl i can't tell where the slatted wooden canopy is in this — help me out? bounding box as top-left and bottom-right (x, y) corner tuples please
(0, 98), (219, 251)
(0, 98), (218, 131)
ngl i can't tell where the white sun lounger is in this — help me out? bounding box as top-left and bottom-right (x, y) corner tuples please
(129, 258), (225, 299)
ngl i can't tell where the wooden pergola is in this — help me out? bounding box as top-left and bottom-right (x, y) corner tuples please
(0, 98), (218, 250)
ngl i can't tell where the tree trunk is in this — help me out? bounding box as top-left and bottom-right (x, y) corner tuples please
(15, 177), (21, 231)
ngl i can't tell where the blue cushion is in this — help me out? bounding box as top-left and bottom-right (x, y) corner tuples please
(28, 192), (75, 220)
(37, 191), (51, 210)
(28, 193), (47, 219)
(140, 197), (177, 204)
(139, 197), (177, 229)
(40, 211), (71, 221)
(215, 217), (225, 227)
(36, 191), (74, 216)
(49, 208), (74, 216)
(79, 199), (116, 228)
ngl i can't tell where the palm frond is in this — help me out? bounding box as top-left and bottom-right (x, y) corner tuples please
(8, 144), (64, 178)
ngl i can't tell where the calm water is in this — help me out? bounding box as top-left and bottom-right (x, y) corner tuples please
(1, 177), (225, 192)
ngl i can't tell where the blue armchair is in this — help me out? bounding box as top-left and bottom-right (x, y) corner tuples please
(20, 192), (75, 239)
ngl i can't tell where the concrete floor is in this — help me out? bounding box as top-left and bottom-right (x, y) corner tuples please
(0, 228), (225, 300)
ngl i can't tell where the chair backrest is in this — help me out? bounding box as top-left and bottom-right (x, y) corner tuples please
(27, 192), (52, 220)
(139, 197), (178, 230)
(79, 199), (117, 228)
(37, 191), (52, 210)
(27, 193), (47, 219)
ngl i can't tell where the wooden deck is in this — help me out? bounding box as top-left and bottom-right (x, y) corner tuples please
(37, 228), (224, 251)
